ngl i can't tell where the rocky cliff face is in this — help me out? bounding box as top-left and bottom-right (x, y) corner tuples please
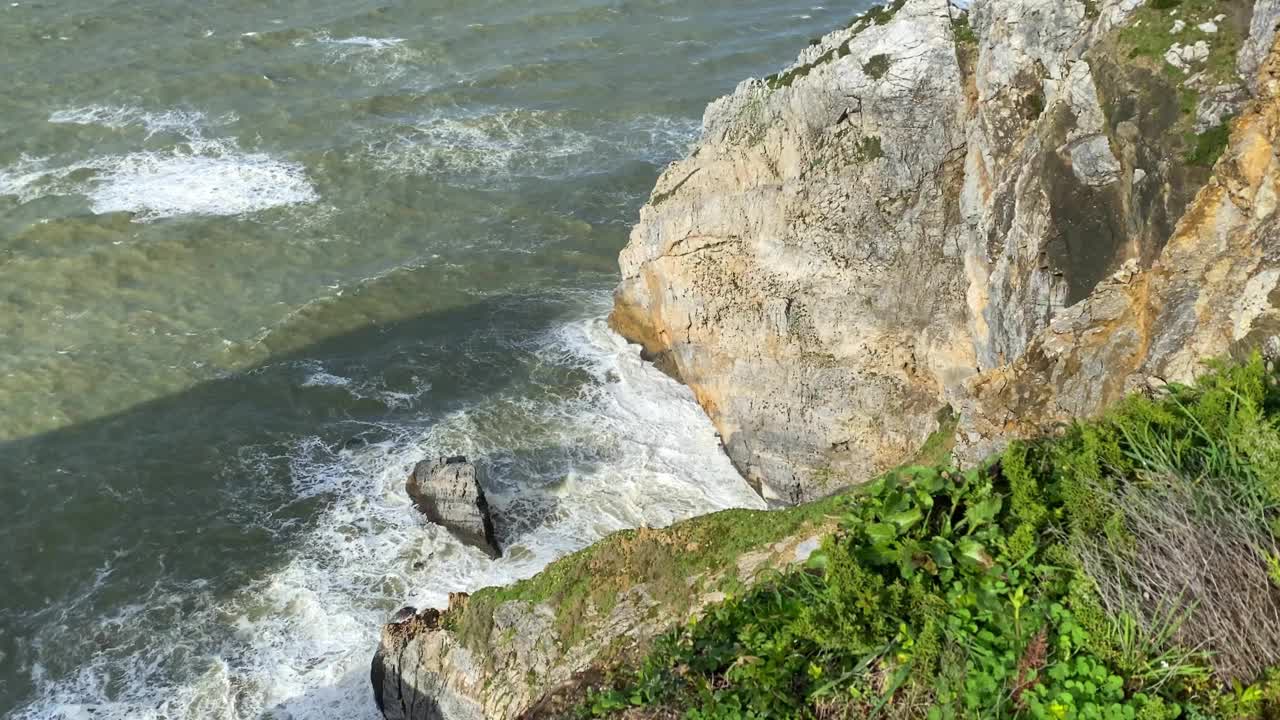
(612, 0), (1280, 502)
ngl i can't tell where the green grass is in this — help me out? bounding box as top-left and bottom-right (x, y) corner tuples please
(764, 0), (906, 90)
(1185, 120), (1233, 167)
(445, 493), (847, 654)
(580, 357), (1280, 719)
(1117, 0), (1245, 90)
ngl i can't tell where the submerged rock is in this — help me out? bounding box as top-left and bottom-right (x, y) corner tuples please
(407, 456), (500, 557)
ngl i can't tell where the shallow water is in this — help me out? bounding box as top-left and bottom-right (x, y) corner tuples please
(0, 1), (868, 717)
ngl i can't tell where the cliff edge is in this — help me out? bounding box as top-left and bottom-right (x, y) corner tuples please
(611, 0), (1279, 502)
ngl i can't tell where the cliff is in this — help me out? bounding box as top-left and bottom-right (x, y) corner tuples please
(374, 0), (1280, 717)
(611, 0), (1280, 502)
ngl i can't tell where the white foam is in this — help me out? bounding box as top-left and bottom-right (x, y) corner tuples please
(2, 111), (317, 221)
(85, 144), (318, 221)
(298, 363), (431, 410)
(320, 35), (406, 50)
(13, 311), (761, 720)
(300, 370), (353, 388)
(0, 154), (70, 203)
(369, 109), (699, 183)
(305, 32), (417, 82)
(48, 105), (234, 138)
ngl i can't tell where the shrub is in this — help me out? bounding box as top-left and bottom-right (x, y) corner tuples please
(581, 357), (1280, 719)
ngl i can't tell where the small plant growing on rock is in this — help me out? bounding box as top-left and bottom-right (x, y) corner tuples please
(863, 53), (892, 79)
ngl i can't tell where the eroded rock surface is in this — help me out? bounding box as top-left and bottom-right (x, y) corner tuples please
(407, 457), (500, 557)
(611, 0), (1278, 501)
(371, 523), (829, 720)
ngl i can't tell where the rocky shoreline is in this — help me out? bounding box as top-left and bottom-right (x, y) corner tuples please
(371, 0), (1280, 716)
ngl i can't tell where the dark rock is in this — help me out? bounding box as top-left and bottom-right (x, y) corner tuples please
(407, 456), (500, 557)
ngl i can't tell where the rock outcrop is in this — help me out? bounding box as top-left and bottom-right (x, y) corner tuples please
(371, 506), (835, 720)
(957, 39), (1280, 460)
(611, 0), (1278, 501)
(407, 456), (500, 557)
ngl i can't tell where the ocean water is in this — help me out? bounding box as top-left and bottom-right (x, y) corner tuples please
(0, 1), (868, 717)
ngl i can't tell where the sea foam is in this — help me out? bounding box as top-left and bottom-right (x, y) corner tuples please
(0, 107), (316, 222)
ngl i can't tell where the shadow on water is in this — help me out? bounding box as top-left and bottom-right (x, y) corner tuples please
(0, 291), (591, 713)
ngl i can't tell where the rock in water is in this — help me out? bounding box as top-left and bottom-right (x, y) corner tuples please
(407, 457), (500, 557)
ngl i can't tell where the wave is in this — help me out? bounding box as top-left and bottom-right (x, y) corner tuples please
(48, 105), (238, 139)
(0, 108), (316, 222)
(85, 142), (317, 221)
(366, 108), (701, 184)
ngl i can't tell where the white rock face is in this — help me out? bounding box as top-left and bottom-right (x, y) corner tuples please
(614, 0), (972, 502)
(1240, 0), (1280, 88)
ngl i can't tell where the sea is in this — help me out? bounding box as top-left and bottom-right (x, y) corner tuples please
(0, 1), (868, 717)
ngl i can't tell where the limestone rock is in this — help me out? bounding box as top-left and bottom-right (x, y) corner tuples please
(610, 0), (1230, 501)
(1241, 0), (1280, 91)
(612, 0), (972, 503)
(406, 457), (499, 557)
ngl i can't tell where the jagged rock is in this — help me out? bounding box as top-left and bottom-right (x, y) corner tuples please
(609, 0), (1239, 501)
(406, 456), (499, 557)
(1241, 0), (1280, 90)
(957, 39), (1280, 461)
(612, 0), (972, 503)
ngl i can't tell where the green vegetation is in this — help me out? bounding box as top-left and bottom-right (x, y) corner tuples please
(1117, 0), (1244, 90)
(853, 135), (885, 163)
(864, 54), (892, 80)
(1186, 121), (1233, 167)
(764, 0), (906, 90)
(912, 407), (958, 467)
(445, 493), (847, 653)
(951, 13), (978, 48)
(859, 0), (907, 28)
(581, 358), (1280, 719)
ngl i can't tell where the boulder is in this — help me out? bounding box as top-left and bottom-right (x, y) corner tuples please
(407, 456), (500, 557)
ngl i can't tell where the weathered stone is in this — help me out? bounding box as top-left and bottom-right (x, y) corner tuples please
(612, 0), (972, 503)
(372, 526), (827, 720)
(957, 31), (1280, 461)
(610, 0), (1242, 501)
(406, 456), (499, 557)
(1241, 0), (1280, 90)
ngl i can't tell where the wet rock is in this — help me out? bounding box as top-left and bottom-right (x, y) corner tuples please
(406, 457), (500, 557)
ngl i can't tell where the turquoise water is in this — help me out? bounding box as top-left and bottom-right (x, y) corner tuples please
(0, 1), (865, 717)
